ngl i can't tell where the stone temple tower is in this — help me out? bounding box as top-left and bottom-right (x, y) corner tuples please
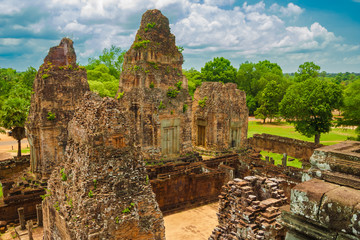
(117, 9), (193, 160)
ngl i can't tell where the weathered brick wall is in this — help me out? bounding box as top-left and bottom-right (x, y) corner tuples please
(249, 133), (322, 161)
(210, 176), (287, 240)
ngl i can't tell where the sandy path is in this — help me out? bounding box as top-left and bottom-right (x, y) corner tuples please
(164, 202), (219, 240)
(0, 132), (29, 160)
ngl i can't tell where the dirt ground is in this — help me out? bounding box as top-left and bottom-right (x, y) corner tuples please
(164, 202), (219, 240)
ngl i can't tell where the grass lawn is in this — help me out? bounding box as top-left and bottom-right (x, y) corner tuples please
(260, 151), (302, 168)
(248, 121), (357, 145)
(10, 148), (31, 154)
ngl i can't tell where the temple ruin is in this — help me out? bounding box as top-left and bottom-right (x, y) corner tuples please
(26, 38), (89, 178)
(42, 93), (165, 239)
(117, 9), (193, 160)
(192, 82), (248, 152)
(1, 8), (359, 240)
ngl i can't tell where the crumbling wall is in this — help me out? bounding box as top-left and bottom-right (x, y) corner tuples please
(117, 9), (192, 160)
(192, 82), (248, 151)
(249, 133), (322, 161)
(147, 154), (239, 215)
(26, 38), (89, 178)
(0, 155), (30, 180)
(0, 171), (46, 224)
(42, 93), (165, 240)
(210, 176), (287, 240)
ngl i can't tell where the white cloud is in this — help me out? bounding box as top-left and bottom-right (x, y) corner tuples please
(204, 0), (235, 6)
(270, 3), (304, 17)
(242, 1), (265, 13)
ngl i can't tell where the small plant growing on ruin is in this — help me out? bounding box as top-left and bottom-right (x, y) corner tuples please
(158, 101), (165, 110)
(170, 110), (174, 115)
(144, 22), (156, 32)
(148, 61), (158, 69)
(134, 65), (140, 71)
(176, 81), (182, 90)
(67, 64), (73, 70)
(117, 92), (124, 100)
(137, 35), (142, 41)
(183, 104), (188, 113)
(58, 66), (64, 70)
(60, 168), (67, 181)
(115, 216), (119, 224)
(47, 111), (56, 120)
(149, 81), (154, 88)
(88, 190), (93, 198)
(54, 201), (60, 211)
(133, 40), (150, 49)
(42, 74), (49, 79)
(67, 197), (73, 208)
(122, 207), (130, 213)
(166, 66), (170, 74)
(198, 96), (208, 108)
(176, 46), (184, 53)
(93, 179), (97, 189)
(145, 70), (150, 73)
(146, 175), (149, 184)
(167, 87), (179, 98)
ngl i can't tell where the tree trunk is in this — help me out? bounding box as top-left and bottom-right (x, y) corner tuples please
(314, 134), (320, 145)
(263, 118), (266, 124)
(17, 139), (21, 157)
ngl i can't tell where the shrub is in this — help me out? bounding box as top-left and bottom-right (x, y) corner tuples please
(60, 168), (67, 181)
(149, 81), (154, 88)
(88, 190), (93, 198)
(144, 22), (156, 32)
(133, 40), (150, 49)
(42, 74), (49, 79)
(54, 201), (60, 211)
(117, 92), (124, 99)
(158, 101), (165, 110)
(47, 112), (56, 120)
(176, 81), (182, 90)
(198, 96), (208, 108)
(183, 104), (188, 113)
(167, 87), (179, 98)
(177, 46), (184, 53)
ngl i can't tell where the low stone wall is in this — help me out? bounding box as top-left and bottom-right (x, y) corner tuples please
(147, 154), (239, 215)
(249, 134), (322, 161)
(0, 155), (30, 180)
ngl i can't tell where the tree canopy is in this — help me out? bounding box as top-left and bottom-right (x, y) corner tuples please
(339, 79), (360, 140)
(86, 46), (125, 97)
(0, 67), (35, 156)
(280, 78), (343, 144)
(201, 57), (237, 84)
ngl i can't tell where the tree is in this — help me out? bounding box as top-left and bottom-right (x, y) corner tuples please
(237, 60), (288, 115)
(294, 61), (320, 82)
(339, 79), (360, 140)
(254, 80), (282, 123)
(0, 97), (30, 156)
(201, 57), (237, 84)
(87, 64), (119, 97)
(86, 45), (125, 79)
(183, 68), (202, 96)
(280, 78), (343, 144)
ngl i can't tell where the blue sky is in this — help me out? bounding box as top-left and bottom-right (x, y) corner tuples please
(0, 0), (359, 73)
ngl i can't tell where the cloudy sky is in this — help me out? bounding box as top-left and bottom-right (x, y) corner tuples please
(0, 0), (359, 73)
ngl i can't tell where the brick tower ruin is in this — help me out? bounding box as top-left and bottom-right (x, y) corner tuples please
(117, 9), (193, 160)
(42, 93), (165, 239)
(192, 82), (248, 152)
(26, 38), (89, 178)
